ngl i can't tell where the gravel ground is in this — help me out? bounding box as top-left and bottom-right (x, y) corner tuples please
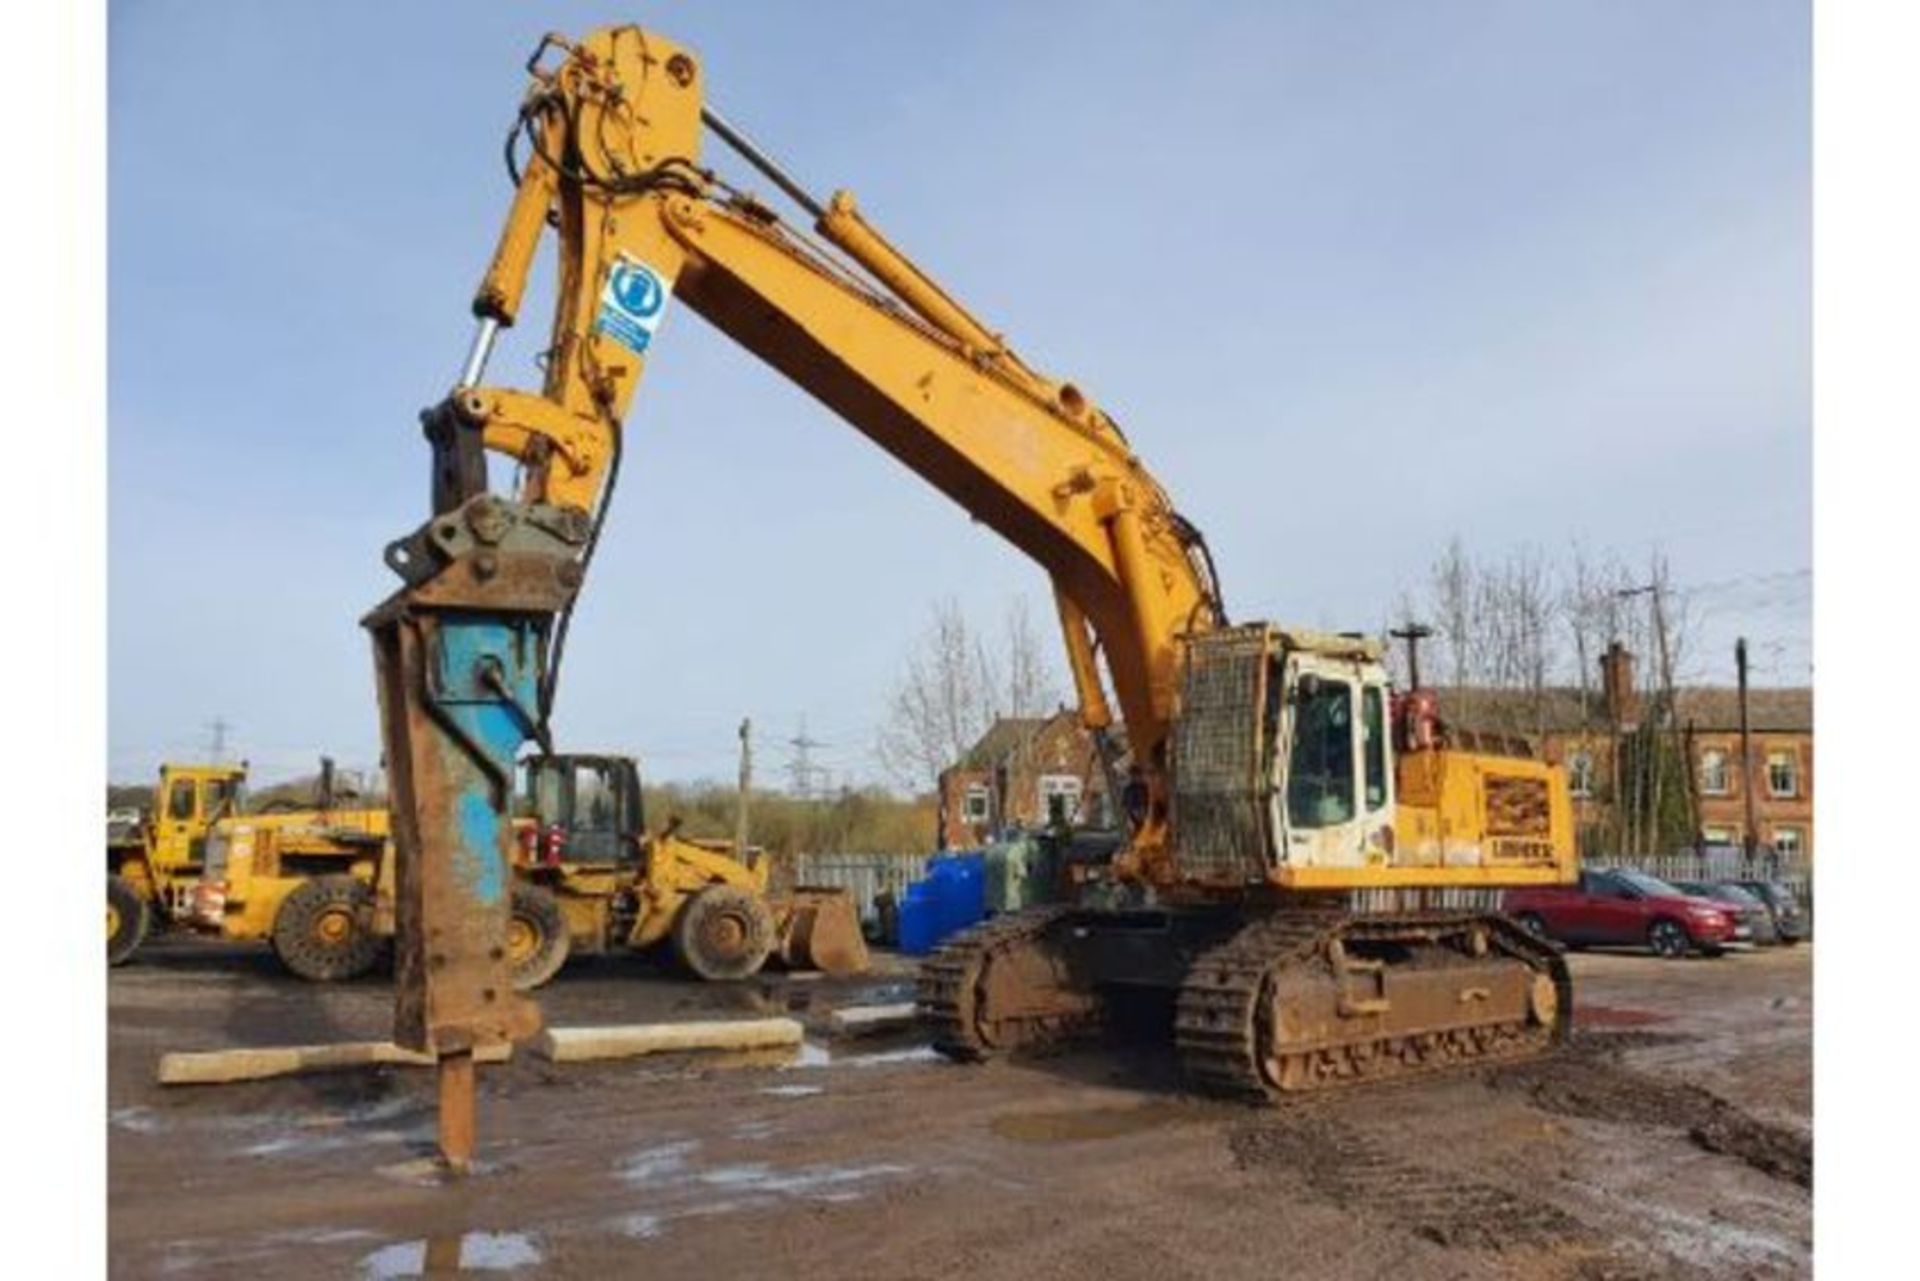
(108, 938), (1811, 1279)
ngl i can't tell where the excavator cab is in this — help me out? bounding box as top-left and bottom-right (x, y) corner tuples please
(1271, 649), (1398, 873)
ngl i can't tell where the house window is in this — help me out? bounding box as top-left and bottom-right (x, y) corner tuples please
(1767, 750), (1798, 798)
(1037, 774), (1083, 825)
(1699, 749), (1730, 796)
(962, 783), (990, 824)
(1701, 825), (1735, 845)
(1772, 826), (1803, 857)
(1567, 751), (1595, 799)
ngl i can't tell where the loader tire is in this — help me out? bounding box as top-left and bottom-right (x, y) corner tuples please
(272, 876), (382, 982)
(674, 885), (775, 982)
(507, 883), (571, 991)
(107, 875), (150, 967)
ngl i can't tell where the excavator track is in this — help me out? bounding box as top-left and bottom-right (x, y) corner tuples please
(1175, 910), (1571, 1101)
(919, 908), (1103, 1060)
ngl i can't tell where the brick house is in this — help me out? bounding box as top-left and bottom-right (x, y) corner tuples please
(936, 710), (1113, 849)
(1443, 645), (1813, 858)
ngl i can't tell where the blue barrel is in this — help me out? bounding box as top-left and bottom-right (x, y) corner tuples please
(935, 852), (987, 938)
(897, 881), (943, 955)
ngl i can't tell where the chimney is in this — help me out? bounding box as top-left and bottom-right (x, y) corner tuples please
(1600, 642), (1639, 728)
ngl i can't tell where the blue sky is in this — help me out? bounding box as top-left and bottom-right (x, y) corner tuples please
(109, 0), (1809, 786)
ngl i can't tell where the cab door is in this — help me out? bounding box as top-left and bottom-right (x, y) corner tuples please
(1272, 654), (1379, 869)
(563, 759), (625, 865)
(151, 771), (204, 875)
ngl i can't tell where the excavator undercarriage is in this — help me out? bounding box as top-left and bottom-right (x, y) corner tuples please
(920, 904), (1569, 1100)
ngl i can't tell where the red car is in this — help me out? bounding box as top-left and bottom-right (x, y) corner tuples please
(1504, 868), (1742, 959)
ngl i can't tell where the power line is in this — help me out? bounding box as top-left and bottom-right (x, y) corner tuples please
(786, 715), (829, 801)
(205, 717), (231, 764)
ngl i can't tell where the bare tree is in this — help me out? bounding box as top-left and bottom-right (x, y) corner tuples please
(875, 595), (1066, 796)
(1002, 595), (1062, 718)
(1429, 537), (1476, 719)
(875, 599), (999, 794)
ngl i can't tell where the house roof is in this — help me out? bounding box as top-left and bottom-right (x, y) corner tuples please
(954, 716), (1053, 770)
(1433, 685), (1812, 736)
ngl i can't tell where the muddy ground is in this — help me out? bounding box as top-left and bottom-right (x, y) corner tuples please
(109, 939), (1811, 1279)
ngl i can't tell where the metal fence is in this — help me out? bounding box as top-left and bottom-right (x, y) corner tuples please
(1584, 851), (1812, 914)
(787, 852), (931, 925)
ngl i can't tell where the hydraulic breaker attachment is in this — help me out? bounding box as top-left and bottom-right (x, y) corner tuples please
(365, 481), (589, 1171)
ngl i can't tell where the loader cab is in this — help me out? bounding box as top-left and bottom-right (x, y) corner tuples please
(518, 753), (644, 867)
(1269, 646), (1396, 871)
(146, 763), (247, 878)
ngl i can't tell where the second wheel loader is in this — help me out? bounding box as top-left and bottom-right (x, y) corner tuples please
(504, 752), (869, 986)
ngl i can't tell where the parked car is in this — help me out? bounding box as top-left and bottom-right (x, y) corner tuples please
(1504, 868), (1742, 959)
(1731, 879), (1809, 945)
(1673, 881), (1777, 945)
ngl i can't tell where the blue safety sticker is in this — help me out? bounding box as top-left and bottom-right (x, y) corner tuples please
(595, 255), (671, 355)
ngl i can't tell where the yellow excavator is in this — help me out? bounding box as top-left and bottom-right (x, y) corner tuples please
(362, 24), (1576, 1161)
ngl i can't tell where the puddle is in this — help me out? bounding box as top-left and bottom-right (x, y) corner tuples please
(1637, 1202), (1803, 1268)
(758, 1084), (825, 1099)
(619, 1140), (702, 1185)
(612, 1131), (915, 1238)
(697, 1161), (910, 1195)
(991, 1101), (1213, 1144)
(242, 1124), (422, 1158)
(732, 1119), (779, 1141)
(363, 1232), (541, 1277)
(617, 1212), (664, 1240)
(110, 1106), (164, 1134)
(778, 1041), (940, 1071)
(374, 1156), (507, 1186)
(273, 1228), (381, 1246)
(360, 1232), (541, 1277)
(613, 1198), (767, 1241)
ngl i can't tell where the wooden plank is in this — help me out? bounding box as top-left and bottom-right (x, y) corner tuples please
(828, 1003), (919, 1036)
(157, 1040), (510, 1086)
(535, 1018), (804, 1063)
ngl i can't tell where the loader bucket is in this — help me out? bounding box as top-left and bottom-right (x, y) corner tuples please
(773, 888), (870, 976)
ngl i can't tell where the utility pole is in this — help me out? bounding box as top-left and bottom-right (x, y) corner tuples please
(1737, 637), (1758, 859)
(735, 718), (753, 865)
(1389, 622), (1434, 690)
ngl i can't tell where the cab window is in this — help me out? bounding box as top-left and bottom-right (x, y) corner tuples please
(204, 777), (239, 819)
(575, 762), (617, 833)
(167, 779), (196, 821)
(1362, 686), (1387, 811)
(1287, 678), (1355, 829)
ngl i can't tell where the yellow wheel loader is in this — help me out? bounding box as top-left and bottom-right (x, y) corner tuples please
(504, 753), (868, 988)
(109, 759), (391, 980)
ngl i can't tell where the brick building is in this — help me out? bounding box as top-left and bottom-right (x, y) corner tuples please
(1443, 645), (1813, 858)
(936, 710), (1113, 850)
